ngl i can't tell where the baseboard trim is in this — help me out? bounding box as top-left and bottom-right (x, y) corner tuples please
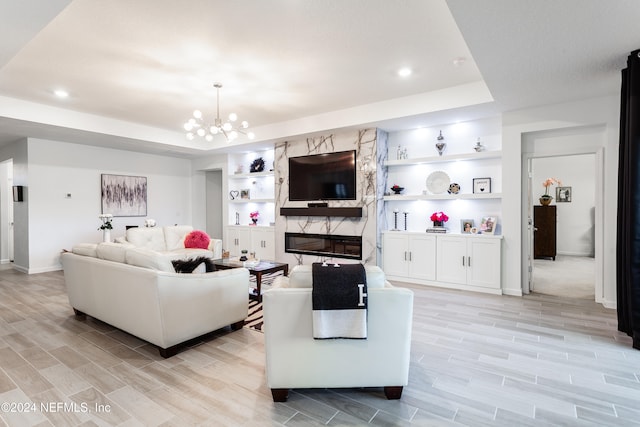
(27, 265), (63, 274)
(503, 288), (523, 297)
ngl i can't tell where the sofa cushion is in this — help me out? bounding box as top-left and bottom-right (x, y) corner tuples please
(96, 242), (128, 263)
(125, 248), (175, 272)
(164, 225), (193, 251)
(288, 264), (386, 289)
(72, 243), (98, 257)
(126, 227), (167, 251)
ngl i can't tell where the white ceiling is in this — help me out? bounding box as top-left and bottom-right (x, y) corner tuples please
(0, 0), (638, 157)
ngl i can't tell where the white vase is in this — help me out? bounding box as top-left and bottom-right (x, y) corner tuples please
(102, 229), (111, 242)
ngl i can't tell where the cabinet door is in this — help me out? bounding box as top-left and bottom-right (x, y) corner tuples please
(408, 234), (436, 281)
(227, 227), (251, 257)
(436, 236), (467, 285)
(467, 238), (501, 289)
(252, 228), (275, 260)
(383, 233), (410, 278)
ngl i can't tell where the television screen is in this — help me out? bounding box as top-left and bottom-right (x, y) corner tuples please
(289, 150), (357, 201)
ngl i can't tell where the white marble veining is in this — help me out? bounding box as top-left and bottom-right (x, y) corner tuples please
(275, 129), (379, 266)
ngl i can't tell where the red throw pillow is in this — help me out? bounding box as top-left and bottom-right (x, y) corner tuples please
(184, 230), (211, 249)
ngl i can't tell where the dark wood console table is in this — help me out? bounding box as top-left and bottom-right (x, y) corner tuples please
(534, 205), (557, 260)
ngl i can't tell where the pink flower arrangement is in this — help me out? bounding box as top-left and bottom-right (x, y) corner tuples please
(250, 211), (259, 219)
(542, 177), (562, 196)
(430, 211), (449, 222)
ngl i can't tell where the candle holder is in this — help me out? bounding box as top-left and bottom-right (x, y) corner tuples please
(403, 212), (408, 231)
(392, 209), (400, 231)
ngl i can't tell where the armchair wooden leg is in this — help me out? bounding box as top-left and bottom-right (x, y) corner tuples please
(384, 386), (403, 400)
(230, 320), (244, 331)
(271, 388), (289, 402)
(159, 345), (179, 358)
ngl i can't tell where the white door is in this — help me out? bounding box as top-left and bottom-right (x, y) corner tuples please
(436, 236), (467, 285)
(382, 233), (409, 278)
(408, 234), (436, 281)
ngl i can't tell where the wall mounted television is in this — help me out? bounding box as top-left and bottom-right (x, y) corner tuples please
(289, 150), (357, 201)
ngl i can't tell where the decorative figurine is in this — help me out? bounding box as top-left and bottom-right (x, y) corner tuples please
(435, 130), (446, 156)
(474, 137), (485, 152)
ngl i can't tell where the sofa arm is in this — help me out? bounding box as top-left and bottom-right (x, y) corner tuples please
(208, 239), (222, 258)
(263, 286), (413, 390)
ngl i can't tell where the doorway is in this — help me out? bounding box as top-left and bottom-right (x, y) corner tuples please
(0, 160), (14, 264)
(521, 125), (604, 303)
(530, 154), (596, 299)
(205, 170), (223, 240)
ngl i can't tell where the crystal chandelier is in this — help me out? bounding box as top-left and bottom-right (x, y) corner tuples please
(183, 83), (255, 142)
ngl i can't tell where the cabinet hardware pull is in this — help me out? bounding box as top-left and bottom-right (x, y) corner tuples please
(462, 256), (465, 266)
(468, 256), (471, 267)
(404, 251), (407, 261)
(409, 252), (412, 261)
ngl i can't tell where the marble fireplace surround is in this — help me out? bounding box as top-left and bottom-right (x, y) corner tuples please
(274, 128), (388, 266)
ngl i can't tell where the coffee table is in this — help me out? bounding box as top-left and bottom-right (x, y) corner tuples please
(212, 258), (289, 301)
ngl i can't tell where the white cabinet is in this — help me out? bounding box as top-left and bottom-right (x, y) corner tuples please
(251, 227), (275, 260)
(436, 235), (501, 290)
(383, 231), (502, 294)
(226, 226), (251, 257)
(226, 226), (275, 259)
(383, 232), (436, 281)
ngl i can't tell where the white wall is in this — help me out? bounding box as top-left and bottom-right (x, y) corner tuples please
(532, 154), (596, 256)
(502, 95), (619, 307)
(25, 138), (193, 273)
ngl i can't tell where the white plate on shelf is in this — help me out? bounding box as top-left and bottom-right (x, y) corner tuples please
(426, 171), (450, 194)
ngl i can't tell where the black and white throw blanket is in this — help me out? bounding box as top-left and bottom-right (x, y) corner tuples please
(312, 262), (367, 339)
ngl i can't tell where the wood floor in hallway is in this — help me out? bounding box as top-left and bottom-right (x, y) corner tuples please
(0, 268), (638, 426)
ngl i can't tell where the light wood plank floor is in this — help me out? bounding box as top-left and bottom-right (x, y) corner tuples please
(0, 269), (639, 426)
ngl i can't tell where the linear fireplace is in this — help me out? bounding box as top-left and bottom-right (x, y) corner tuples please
(285, 232), (362, 260)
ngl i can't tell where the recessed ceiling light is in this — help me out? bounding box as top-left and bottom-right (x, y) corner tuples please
(53, 89), (69, 98)
(397, 67), (412, 77)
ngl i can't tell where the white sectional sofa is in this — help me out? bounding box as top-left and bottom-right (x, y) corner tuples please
(61, 226), (248, 357)
(118, 225), (222, 260)
(263, 265), (414, 401)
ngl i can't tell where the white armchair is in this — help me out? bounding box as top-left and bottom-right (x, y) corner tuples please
(263, 265), (413, 402)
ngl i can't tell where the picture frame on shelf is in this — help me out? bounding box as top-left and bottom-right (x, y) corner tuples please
(556, 186), (572, 202)
(240, 189), (250, 199)
(480, 216), (497, 235)
(460, 219), (474, 234)
(473, 177), (492, 194)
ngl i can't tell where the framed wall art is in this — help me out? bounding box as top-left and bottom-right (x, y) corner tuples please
(240, 189), (251, 199)
(473, 177), (492, 194)
(556, 186), (572, 202)
(101, 174), (147, 217)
